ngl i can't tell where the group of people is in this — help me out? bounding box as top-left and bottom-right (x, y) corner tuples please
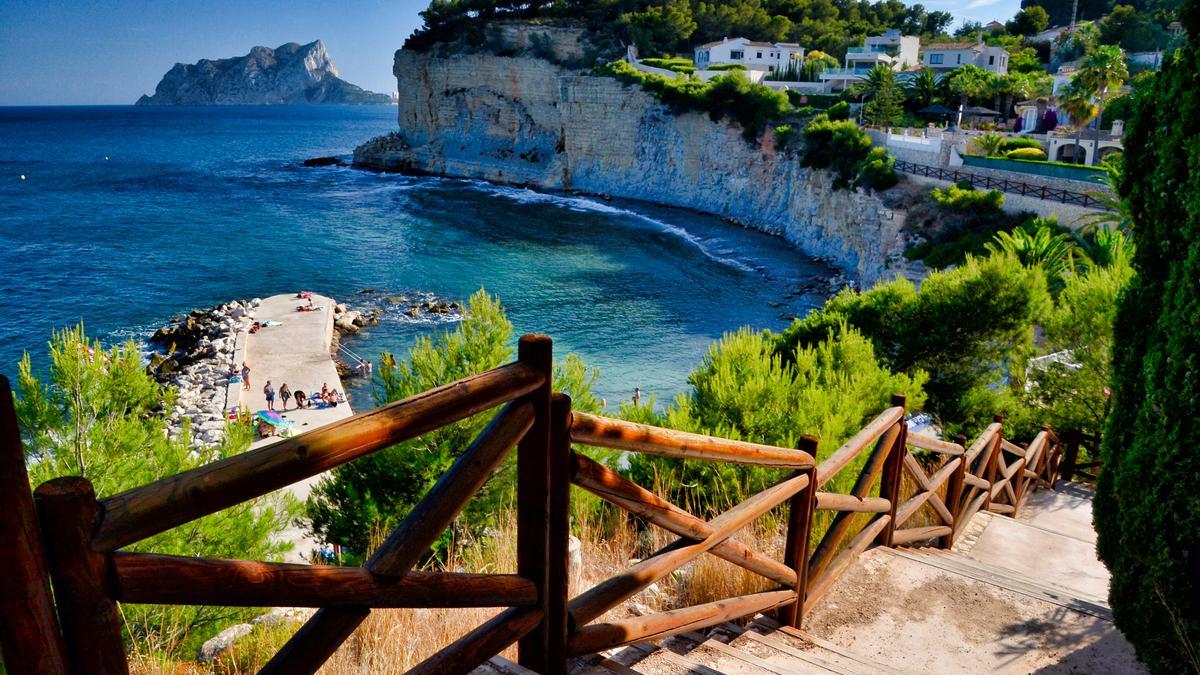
(262, 381), (344, 411)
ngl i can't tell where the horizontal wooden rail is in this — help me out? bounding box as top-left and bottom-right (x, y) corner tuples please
(815, 407), (903, 488)
(113, 553), (537, 608)
(568, 471), (811, 627)
(570, 453), (797, 587)
(906, 433), (964, 456)
(891, 525), (953, 546)
(570, 413), (815, 468)
(410, 607), (545, 675)
(897, 455), (959, 526)
(963, 473), (989, 490)
(95, 362), (543, 552)
(568, 590), (797, 655)
(1001, 439), (1025, 456)
(815, 492), (891, 513)
(965, 423), (1001, 465)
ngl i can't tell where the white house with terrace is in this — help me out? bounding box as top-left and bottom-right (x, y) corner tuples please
(922, 40), (1010, 74)
(693, 37), (804, 72)
(821, 29), (921, 92)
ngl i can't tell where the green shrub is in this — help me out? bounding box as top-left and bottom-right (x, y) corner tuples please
(774, 124), (800, 150)
(788, 92), (845, 110)
(627, 325), (927, 516)
(776, 253), (1051, 433)
(800, 113), (897, 191)
(707, 62), (747, 71)
(931, 183), (1005, 212)
(857, 146), (899, 191)
(641, 57), (693, 69)
(1006, 147), (1048, 160)
(999, 136), (1044, 153)
(15, 325), (297, 656)
(827, 100), (851, 120)
(1096, 18), (1200, 671)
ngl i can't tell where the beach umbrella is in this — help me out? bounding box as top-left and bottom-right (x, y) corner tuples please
(918, 104), (955, 115)
(256, 410), (287, 427)
(962, 106), (1001, 116)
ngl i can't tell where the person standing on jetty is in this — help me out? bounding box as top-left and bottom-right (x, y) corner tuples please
(264, 381), (276, 411)
(241, 362), (251, 391)
(279, 383), (292, 411)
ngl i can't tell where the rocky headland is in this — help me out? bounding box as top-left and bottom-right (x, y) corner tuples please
(136, 40), (391, 106)
(352, 25), (908, 284)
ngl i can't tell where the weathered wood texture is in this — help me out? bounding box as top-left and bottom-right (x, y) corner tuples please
(516, 335), (554, 671)
(113, 553), (537, 608)
(0, 375), (70, 675)
(95, 361), (543, 551)
(34, 478), (128, 675)
(410, 607), (545, 675)
(778, 435), (818, 627)
(569, 590), (797, 654)
(261, 399), (535, 675)
(571, 412), (815, 468)
(815, 407), (904, 488)
(570, 452), (797, 587)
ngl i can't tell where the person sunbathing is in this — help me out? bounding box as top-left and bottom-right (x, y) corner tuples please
(293, 390), (308, 409)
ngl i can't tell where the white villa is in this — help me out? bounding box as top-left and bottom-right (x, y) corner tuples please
(821, 29), (920, 92)
(693, 37), (804, 72)
(922, 41), (1009, 75)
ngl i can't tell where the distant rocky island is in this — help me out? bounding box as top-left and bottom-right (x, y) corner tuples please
(136, 40), (391, 106)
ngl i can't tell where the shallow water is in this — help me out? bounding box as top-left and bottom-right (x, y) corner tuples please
(0, 105), (836, 404)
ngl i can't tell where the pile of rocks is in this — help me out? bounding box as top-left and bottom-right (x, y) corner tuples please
(332, 302), (377, 335)
(149, 299), (260, 448)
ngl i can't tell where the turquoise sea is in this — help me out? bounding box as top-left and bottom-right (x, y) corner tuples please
(0, 106), (835, 405)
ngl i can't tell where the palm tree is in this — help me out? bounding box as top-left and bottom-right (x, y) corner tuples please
(905, 67), (940, 108)
(974, 131), (1005, 156)
(944, 65), (996, 127)
(1079, 45), (1128, 165)
(850, 64), (896, 100)
(1057, 78), (1098, 164)
(986, 222), (1081, 288)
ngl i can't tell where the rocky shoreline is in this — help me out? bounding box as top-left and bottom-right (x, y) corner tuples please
(148, 299), (259, 448)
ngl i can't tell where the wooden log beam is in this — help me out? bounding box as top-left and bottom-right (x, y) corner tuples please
(112, 553), (537, 608)
(95, 361), (543, 552)
(952, 489), (989, 542)
(806, 422), (901, 587)
(1001, 439), (1026, 457)
(570, 413), (814, 469)
(962, 473), (989, 490)
(964, 423), (1001, 466)
(804, 514), (891, 613)
(568, 471), (810, 627)
(814, 492), (891, 513)
(815, 407), (904, 488)
(570, 453), (797, 587)
(0, 375), (70, 674)
(409, 607), (545, 675)
(516, 335), (554, 671)
(34, 478), (128, 675)
(778, 436), (818, 628)
(899, 455), (959, 526)
(942, 435), (968, 550)
(260, 398), (535, 675)
(568, 590), (797, 655)
(906, 433), (964, 456)
(891, 526), (953, 546)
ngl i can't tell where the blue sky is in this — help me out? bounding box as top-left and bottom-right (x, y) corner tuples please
(0, 0), (1022, 105)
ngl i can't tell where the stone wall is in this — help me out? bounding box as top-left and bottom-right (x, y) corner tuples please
(356, 48), (906, 284)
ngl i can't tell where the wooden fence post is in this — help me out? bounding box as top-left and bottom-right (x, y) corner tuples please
(982, 414), (1004, 513)
(34, 477), (128, 675)
(546, 393), (573, 672)
(878, 394), (907, 548)
(517, 335), (553, 672)
(941, 434), (967, 550)
(778, 435), (818, 628)
(0, 375), (71, 674)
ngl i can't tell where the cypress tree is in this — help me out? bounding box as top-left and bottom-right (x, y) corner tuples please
(1095, 2), (1200, 671)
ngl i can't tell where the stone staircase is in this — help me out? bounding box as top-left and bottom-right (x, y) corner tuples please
(493, 482), (1145, 675)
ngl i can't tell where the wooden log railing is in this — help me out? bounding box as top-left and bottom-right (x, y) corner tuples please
(0, 334), (1071, 675)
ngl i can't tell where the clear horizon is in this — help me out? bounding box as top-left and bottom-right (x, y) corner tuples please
(0, 0), (1021, 106)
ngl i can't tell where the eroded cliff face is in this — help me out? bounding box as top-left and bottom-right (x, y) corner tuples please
(355, 40), (903, 283)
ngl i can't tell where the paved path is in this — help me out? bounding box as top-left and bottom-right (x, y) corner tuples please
(578, 482), (1145, 675)
(240, 293), (353, 562)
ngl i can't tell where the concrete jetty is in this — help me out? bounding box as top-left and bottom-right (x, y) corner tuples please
(239, 292), (354, 562)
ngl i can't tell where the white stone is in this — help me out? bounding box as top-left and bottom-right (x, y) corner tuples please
(197, 623), (253, 663)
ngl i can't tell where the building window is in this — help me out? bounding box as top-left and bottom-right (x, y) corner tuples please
(731, 50), (744, 59)
(929, 53), (944, 64)
(989, 55), (995, 65)
(956, 54), (962, 64)
(756, 51), (762, 59)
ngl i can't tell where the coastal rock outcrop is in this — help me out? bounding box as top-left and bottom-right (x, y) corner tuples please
(354, 28), (904, 283)
(137, 41), (391, 106)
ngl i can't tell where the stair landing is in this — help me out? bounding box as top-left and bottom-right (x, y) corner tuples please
(555, 482), (1145, 674)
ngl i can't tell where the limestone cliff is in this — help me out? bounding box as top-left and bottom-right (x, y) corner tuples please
(354, 30), (903, 282)
(137, 41), (391, 106)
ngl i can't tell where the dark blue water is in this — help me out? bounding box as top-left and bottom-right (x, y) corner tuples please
(0, 106), (834, 404)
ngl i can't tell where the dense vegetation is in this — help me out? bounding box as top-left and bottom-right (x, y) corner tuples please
(1095, 5), (1200, 670)
(15, 326), (296, 657)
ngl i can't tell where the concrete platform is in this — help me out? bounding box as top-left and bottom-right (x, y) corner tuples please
(239, 292), (353, 562)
